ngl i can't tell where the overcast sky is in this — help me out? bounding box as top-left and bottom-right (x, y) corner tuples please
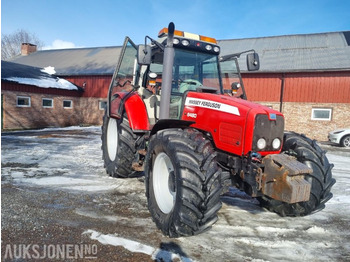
(1, 0), (350, 50)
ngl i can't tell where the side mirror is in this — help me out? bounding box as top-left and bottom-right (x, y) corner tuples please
(247, 53), (260, 71)
(137, 45), (152, 65)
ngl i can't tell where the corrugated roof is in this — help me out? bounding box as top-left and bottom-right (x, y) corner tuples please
(2, 60), (53, 79)
(218, 31), (350, 72)
(10, 46), (121, 76)
(9, 31), (350, 75)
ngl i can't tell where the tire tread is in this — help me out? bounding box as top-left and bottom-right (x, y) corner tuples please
(259, 132), (335, 216)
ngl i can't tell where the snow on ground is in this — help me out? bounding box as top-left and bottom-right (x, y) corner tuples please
(1, 126), (129, 192)
(84, 229), (192, 262)
(1, 126), (350, 261)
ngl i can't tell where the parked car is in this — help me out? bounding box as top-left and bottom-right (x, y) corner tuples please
(328, 128), (350, 148)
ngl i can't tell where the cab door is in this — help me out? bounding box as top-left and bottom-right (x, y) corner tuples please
(107, 37), (139, 118)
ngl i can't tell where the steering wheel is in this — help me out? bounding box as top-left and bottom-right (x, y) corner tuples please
(179, 79), (202, 93)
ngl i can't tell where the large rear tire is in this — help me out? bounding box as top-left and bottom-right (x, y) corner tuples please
(101, 111), (138, 178)
(259, 132), (336, 216)
(145, 128), (223, 237)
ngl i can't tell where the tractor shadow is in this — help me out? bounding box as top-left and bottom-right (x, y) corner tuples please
(220, 187), (265, 215)
(155, 242), (192, 262)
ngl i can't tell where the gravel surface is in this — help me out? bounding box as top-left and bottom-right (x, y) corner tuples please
(1, 126), (350, 261)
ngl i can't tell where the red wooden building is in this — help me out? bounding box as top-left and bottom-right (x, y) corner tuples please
(3, 31), (350, 140)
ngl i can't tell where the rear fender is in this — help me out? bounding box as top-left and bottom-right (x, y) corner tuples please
(110, 92), (150, 132)
(150, 119), (195, 136)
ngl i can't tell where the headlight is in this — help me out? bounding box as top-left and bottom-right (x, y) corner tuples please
(333, 130), (344, 134)
(173, 38), (180, 45)
(257, 138), (266, 150)
(205, 44), (212, 51)
(213, 46), (220, 53)
(272, 138), (281, 150)
(181, 39), (190, 46)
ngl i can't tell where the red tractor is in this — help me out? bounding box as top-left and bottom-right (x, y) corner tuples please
(101, 23), (335, 237)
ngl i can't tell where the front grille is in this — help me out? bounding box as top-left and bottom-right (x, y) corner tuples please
(252, 114), (284, 151)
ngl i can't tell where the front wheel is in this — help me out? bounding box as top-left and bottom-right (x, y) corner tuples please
(145, 128), (223, 237)
(259, 132), (336, 216)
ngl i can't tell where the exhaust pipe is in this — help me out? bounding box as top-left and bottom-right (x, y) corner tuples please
(159, 22), (175, 120)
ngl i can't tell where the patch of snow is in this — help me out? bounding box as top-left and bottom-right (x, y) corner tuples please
(306, 226), (326, 234)
(4, 77), (78, 90)
(255, 226), (296, 235)
(83, 230), (193, 262)
(84, 229), (155, 255)
(1, 126), (146, 194)
(41, 66), (56, 75)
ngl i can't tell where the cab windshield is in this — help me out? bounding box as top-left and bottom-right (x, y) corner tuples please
(150, 48), (222, 94)
(172, 49), (222, 94)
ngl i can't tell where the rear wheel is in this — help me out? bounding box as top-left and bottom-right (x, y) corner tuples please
(101, 111), (138, 178)
(145, 128), (223, 237)
(259, 132), (336, 216)
(341, 135), (350, 148)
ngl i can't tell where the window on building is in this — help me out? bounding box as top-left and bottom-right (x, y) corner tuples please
(42, 98), (53, 108)
(17, 96), (31, 107)
(63, 100), (73, 108)
(99, 101), (107, 110)
(311, 108), (332, 121)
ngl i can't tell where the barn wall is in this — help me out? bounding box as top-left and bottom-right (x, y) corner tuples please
(1, 81), (107, 130)
(245, 71), (350, 141)
(241, 73), (282, 102)
(63, 75), (111, 98)
(1, 90), (82, 130)
(283, 72), (350, 103)
(79, 97), (106, 126)
(283, 102), (350, 141)
(243, 71), (350, 103)
(257, 101), (350, 141)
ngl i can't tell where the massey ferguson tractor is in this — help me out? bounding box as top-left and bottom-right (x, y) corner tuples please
(101, 23), (335, 237)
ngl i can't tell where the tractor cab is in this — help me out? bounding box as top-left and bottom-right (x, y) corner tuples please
(107, 23), (259, 126)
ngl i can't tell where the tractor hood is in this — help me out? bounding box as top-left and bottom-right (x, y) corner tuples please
(184, 92), (283, 119)
(182, 92), (284, 156)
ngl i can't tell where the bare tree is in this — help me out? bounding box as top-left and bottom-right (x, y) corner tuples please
(1, 29), (44, 60)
